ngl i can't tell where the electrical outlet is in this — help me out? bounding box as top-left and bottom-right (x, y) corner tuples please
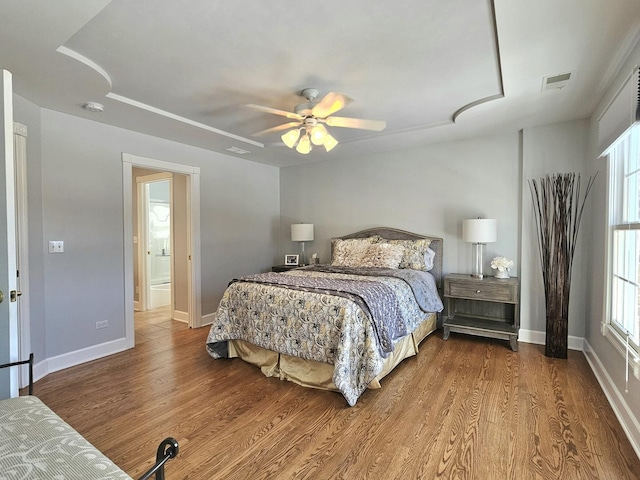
(96, 320), (108, 329)
(48, 241), (64, 253)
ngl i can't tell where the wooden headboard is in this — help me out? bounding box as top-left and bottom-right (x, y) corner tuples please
(333, 227), (444, 289)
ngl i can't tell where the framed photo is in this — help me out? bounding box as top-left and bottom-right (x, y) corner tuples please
(284, 254), (299, 266)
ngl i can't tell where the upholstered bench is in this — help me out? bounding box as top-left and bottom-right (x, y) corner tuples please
(0, 356), (178, 479)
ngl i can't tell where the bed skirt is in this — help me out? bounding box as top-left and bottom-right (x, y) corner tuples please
(227, 312), (437, 393)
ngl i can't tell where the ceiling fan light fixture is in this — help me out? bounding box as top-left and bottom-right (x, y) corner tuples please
(296, 133), (312, 154)
(282, 128), (301, 148)
(310, 124), (328, 145)
(323, 133), (338, 152)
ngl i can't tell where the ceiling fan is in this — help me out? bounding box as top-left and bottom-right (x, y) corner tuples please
(246, 88), (386, 154)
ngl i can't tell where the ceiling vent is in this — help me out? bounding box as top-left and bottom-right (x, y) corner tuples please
(542, 72), (572, 91)
(226, 146), (250, 154)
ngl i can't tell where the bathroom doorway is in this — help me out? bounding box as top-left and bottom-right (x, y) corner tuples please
(141, 175), (172, 310)
(123, 153), (202, 349)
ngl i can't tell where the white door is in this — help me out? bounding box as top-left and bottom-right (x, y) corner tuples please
(1, 70), (19, 398)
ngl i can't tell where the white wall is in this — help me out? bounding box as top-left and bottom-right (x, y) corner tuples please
(31, 108), (279, 360)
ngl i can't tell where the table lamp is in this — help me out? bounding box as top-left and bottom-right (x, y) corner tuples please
(291, 223), (314, 266)
(462, 218), (497, 278)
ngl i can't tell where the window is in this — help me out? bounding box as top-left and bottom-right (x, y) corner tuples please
(608, 124), (640, 352)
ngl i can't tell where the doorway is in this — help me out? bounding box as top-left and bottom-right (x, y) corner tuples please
(122, 154), (202, 350)
(137, 173), (173, 314)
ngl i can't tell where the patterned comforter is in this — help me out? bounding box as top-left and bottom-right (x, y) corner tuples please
(206, 267), (443, 406)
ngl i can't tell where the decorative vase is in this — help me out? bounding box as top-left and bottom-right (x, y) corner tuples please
(495, 270), (510, 279)
(529, 172), (596, 358)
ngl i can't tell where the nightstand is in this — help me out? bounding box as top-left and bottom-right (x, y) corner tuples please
(272, 264), (299, 272)
(443, 273), (520, 351)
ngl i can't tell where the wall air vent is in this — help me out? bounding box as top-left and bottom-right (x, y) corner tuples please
(542, 72), (572, 91)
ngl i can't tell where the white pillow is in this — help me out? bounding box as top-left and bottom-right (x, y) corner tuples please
(424, 247), (436, 271)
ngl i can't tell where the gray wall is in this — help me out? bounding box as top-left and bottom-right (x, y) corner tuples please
(280, 132), (523, 314)
(584, 39), (640, 443)
(19, 106), (280, 360)
(520, 120), (591, 337)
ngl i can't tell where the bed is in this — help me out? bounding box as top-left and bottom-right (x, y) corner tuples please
(206, 227), (444, 406)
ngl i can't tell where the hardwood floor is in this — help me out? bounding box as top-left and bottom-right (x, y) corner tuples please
(31, 312), (640, 479)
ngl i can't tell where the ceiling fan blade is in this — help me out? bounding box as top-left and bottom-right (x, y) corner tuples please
(252, 121), (301, 136)
(246, 104), (304, 121)
(312, 92), (353, 118)
(325, 116), (386, 131)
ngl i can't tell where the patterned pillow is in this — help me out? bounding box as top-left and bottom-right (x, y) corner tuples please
(359, 243), (405, 268)
(331, 238), (378, 266)
(383, 238), (433, 270)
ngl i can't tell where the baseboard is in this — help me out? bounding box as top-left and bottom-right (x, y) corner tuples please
(32, 338), (129, 384)
(518, 329), (584, 351)
(201, 311), (215, 327)
(173, 309), (189, 323)
(583, 340), (640, 459)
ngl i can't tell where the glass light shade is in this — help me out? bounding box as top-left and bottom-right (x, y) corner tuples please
(296, 134), (312, 154)
(310, 124), (328, 145)
(291, 223), (314, 242)
(281, 129), (300, 148)
(323, 133), (339, 152)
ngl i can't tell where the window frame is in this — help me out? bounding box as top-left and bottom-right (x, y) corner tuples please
(604, 123), (640, 364)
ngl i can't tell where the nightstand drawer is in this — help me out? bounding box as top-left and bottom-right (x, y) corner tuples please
(446, 280), (515, 303)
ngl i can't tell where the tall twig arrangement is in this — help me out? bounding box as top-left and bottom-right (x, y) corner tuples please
(529, 172), (596, 358)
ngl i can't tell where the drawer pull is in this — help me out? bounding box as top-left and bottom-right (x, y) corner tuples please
(476, 289), (481, 294)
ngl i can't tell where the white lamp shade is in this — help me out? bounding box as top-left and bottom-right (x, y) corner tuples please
(291, 223), (314, 242)
(462, 218), (497, 243)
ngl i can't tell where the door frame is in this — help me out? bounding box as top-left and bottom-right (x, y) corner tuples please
(13, 121), (30, 389)
(136, 172), (173, 314)
(1, 70), (19, 397)
(122, 154), (201, 349)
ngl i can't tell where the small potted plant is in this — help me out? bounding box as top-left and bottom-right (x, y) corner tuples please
(491, 256), (514, 279)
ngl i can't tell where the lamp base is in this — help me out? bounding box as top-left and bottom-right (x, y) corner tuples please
(471, 243), (486, 279)
(299, 241), (306, 266)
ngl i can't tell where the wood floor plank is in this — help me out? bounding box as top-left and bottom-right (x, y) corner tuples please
(28, 309), (640, 479)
